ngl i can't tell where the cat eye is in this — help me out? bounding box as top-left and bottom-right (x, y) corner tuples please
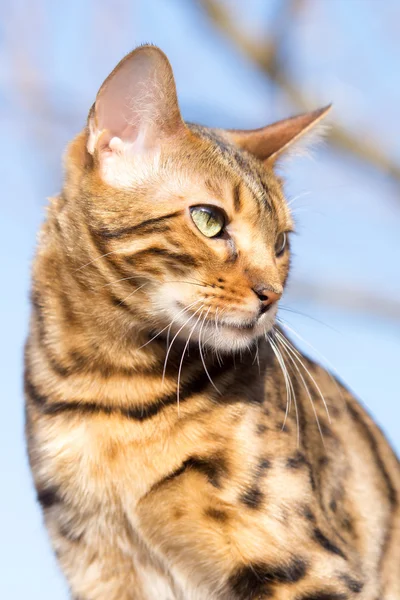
(190, 206), (225, 238)
(275, 232), (287, 256)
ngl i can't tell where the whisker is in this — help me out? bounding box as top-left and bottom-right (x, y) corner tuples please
(267, 333), (295, 440)
(274, 329), (331, 424)
(287, 190), (311, 208)
(198, 307), (221, 394)
(100, 275), (141, 288)
(117, 283), (148, 306)
(279, 306), (339, 332)
(164, 279), (212, 289)
(162, 305), (204, 385)
(277, 318), (344, 404)
(137, 299), (202, 350)
(176, 308), (204, 416)
(273, 331), (325, 446)
(75, 249), (123, 272)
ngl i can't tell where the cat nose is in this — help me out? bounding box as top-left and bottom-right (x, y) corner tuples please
(253, 286), (282, 314)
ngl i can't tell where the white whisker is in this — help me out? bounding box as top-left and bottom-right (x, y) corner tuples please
(273, 331), (325, 446)
(162, 305), (204, 385)
(137, 299), (202, 350)
(267, 333), (298, 444)
(277, 318), (344, 404)
(75, 249), (123, 272)
(117, 283), (148, 306)
(275, 329), (331, 424)
(199, 307), (221, 394)
(176, 308), (204, 416)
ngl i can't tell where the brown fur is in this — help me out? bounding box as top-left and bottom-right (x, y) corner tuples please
(25, 46), (400, 600)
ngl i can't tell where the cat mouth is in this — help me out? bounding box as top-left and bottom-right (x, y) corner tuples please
(221, 320), (257, 331)
(175, 302), (258, 332)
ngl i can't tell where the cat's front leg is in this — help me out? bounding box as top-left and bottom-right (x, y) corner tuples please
(136, 468), (362, 600)
(42, 510), (144, 600)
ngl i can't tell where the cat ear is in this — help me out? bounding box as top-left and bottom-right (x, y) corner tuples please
(223, 106), (332, 164)
(87, 45), (185, 167)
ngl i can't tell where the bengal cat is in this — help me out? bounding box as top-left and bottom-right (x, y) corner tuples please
(24, 45), (400, 600)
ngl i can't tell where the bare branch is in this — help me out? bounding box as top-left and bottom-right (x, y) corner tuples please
(200, 0), (400, 184)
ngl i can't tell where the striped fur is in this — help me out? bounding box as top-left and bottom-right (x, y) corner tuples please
(25, 47), (400, 600)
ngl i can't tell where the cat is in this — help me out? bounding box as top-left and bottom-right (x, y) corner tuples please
(25, 45), (400, 600)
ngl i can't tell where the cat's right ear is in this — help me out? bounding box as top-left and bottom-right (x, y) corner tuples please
(87, 45), (185, 184)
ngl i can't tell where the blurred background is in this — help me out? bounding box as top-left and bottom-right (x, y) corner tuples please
(1, 0), (399, 598)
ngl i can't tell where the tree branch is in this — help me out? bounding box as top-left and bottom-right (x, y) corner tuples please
(200, 0), (400, 184)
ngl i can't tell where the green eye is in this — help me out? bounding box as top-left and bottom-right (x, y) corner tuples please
(275, 232), (287, 256)
(190, 206), (225, 238)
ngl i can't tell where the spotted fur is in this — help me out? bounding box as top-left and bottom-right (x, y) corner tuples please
(25, 46), (400, 600)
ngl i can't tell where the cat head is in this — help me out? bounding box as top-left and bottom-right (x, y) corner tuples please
(65, 45), (330, 353)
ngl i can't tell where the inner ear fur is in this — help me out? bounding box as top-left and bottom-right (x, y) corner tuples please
(222, 105), (332, 164)
(87, 45), (186, 157)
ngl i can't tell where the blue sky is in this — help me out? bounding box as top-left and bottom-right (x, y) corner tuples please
(1, 1), (399, 598)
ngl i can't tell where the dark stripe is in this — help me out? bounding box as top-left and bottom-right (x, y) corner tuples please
(59, 522), (84, 543)
(296, 593), (347, 600)
(25, 360), (224, 421)
(233, 151), (272, 214)
(229, 558), (307, 600)
(127, 247), (197, 268)
(204, 507), (228, 522)
(239, 486), (263, 509)
(339, 574), (363, 593)
(286, 451), (308, 469)
(233, 182), (241, 211)
(313, 527), (346, 560)
(24, 370), (48, 408)
(37, 485), (60, 509)
(95, 211), (182, 239)
(150, 453), (228, 493)
(34, 330), (71, 378)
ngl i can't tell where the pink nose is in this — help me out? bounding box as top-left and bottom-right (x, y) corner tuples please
(253, 286), (282, 312)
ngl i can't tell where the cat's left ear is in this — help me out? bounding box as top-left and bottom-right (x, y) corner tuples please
(86, 45), (185, 181)
(222, 106), (332, 165)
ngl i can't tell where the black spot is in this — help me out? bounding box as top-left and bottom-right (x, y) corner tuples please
(286, 451), (307, 469)
(37, 485), (60, 509)
(319, 419), (334, 438)
(278, 422), (292, 433)
(259, 458), (272, 471)
(330, 499), (338, 513)
(239, 486), (264, 509)
(204, 507), (228, 522)
(313, 528), (346, 560)
(339, 573), (364, 593)
(229, 558), (307, 600)
(296, 592), (347, 600)
(341, 514), (355, 534)
(318, 455), (329, 467)
(256, 423), (268, 435)
(302, 505), (316, 522)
